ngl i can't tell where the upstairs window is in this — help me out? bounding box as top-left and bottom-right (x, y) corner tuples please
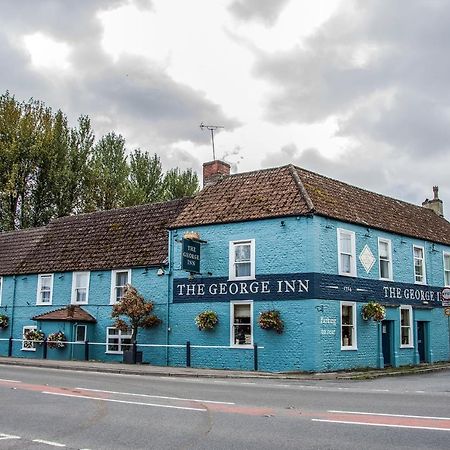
(444, 252), (450, 287)
(413, 246), (426, 284)
(229, 240), (255, 280)
(36, 274), (53, 305)
(71, 272), (90, 304)
(337, 229), (356, 277)
(400, 305), (413, 348)
(110, 269), (131, 304)
(378, 238), (393, 281)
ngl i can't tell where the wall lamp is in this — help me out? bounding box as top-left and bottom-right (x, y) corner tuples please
(157, 268), (165, 276)
(280, 220), (285, 227)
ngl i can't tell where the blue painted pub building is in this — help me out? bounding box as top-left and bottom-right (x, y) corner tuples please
(1, 161), (449, 372)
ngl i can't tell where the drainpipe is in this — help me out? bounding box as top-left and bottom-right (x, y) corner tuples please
(165, 230), (174, 366)
(10, 275), (17, 342)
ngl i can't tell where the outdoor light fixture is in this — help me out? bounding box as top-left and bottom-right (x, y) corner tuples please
(280, 220), (285, 227)
(157, 268), (165, 276)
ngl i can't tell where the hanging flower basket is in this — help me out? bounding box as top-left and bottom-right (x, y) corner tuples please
(23, 329), (45, 348)
(195, 310), (218, 331)
(362, 301), (386, 322)
(258, 310), (284, 334)
(0, 314), (9, 329)
(47, 331), (67, 349)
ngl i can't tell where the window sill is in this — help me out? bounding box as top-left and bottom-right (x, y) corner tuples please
(36, 302), (52, 306)
(400, 344), (414, 349)
(71, 301), (88, 305)
(228, 276), (256, 282)
(341, 346), (358, 351)
(339, 272), (356, 278)
(21, 348), (36, 352)
(105, 351), (123, 355)
(379, 277), (393, 282)
(231, 344), (253, 349)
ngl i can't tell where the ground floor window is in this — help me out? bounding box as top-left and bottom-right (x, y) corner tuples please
(106, 327), (131, 353)
(341, 301), (357, 350)
(400, 305), (413, 348)
(22, 325), (37, 351)
(231, 301), (252, 346)
(75, 325), (87, 342)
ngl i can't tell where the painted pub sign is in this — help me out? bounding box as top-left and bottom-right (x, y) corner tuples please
(181, 238), (201, 273)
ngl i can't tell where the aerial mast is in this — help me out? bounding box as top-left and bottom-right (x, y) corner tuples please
(200, 122), (224, 160)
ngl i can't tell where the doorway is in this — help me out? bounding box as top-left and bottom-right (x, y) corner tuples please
(417, 321), (427, 363)
(381, 320), (393, 367)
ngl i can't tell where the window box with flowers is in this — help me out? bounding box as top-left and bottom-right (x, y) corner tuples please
(362, 301), (386, 322)
(258, 310), (284, 334)
(47, 331), (67, 349)
(0, 314), (9, 330)
(195, 310), (218, 331)
(23, 329), (45, 348)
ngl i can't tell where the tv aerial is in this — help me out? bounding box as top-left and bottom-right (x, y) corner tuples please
(200, 122), (224, 160)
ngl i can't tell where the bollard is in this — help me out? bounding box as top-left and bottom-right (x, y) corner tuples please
(186, 341), (191, 367)
(84, 340), (89, 361)
(253, 343), (258, 371)
(8, 337), (13, 357)
(43, 338), (48, 359)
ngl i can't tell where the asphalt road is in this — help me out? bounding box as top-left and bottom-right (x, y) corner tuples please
(0, 365), (449, 449)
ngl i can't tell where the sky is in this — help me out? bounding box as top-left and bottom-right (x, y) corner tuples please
(1, 0), (449, 218)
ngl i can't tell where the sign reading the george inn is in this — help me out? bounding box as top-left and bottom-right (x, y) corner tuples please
(173, 272), (446, 305)
(181, 238), (201, 273)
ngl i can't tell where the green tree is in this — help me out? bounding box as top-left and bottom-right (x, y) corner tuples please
(91, 132), (129, 210)
(162, 168), (199, 200)
(125, 150), (163, 206)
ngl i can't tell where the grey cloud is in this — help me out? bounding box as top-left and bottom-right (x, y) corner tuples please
(0, 0), (238, 148)
(228, 0), (290, 25)
(254, 0), (450, 156)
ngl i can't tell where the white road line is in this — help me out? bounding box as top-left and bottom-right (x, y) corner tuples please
(42, 391), (207, 412)
(239, 382), (256, 385)
(0, 378), (22, 383)
(312, 419), (450, 432)
(32, 439), (66, 447)
(0, 433), (21, 440)
(76, 387), (235, 405)
(328, 410), (450, 421)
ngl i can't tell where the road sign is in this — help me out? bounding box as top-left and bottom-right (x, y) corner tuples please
(444, 307), (450, 317)
(442, 288), (450, 306)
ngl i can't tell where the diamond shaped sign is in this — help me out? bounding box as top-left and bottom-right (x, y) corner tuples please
(359, 245), (375, 273)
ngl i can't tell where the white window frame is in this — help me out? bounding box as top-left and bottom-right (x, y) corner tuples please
(22, 325), (37, 351)
(340, 301), (357, 350)
(413, 245), (426, 284)
(110, 269), (131, 305)
(400, 305), (414, 348)
(36, 274), (54, 305)
(378, 238), (393, 281)
(105, 326), (132, 354)
(444, 251), (450, 287)
(0, 276), (3, 306)
(75, 324), (87, 343)
(230, 301), (253, 348)
(337, 229), (356, 277)
(71, 271), (90, 305)
(229, 239), (256, 281)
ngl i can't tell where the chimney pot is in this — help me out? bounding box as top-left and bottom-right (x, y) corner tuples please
(422, 186), (444, 217)
(202, 160), (230, 187)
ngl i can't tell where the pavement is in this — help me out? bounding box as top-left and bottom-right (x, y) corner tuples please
(0, 356), (449, 380)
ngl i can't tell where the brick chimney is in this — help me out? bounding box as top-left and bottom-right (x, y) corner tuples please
(202, 160), (230, 187)
(422, 186), (444, 217)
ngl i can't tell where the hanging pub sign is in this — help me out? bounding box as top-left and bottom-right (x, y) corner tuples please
(181, 238), (201, 273)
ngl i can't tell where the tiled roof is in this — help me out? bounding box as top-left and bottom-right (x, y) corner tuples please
(171, 166), (311, 228)
(32, 305), (97, 323)
(0, 227), (46, 276)
(0, 198), (191, 275)
(171, 164), (450, 246)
